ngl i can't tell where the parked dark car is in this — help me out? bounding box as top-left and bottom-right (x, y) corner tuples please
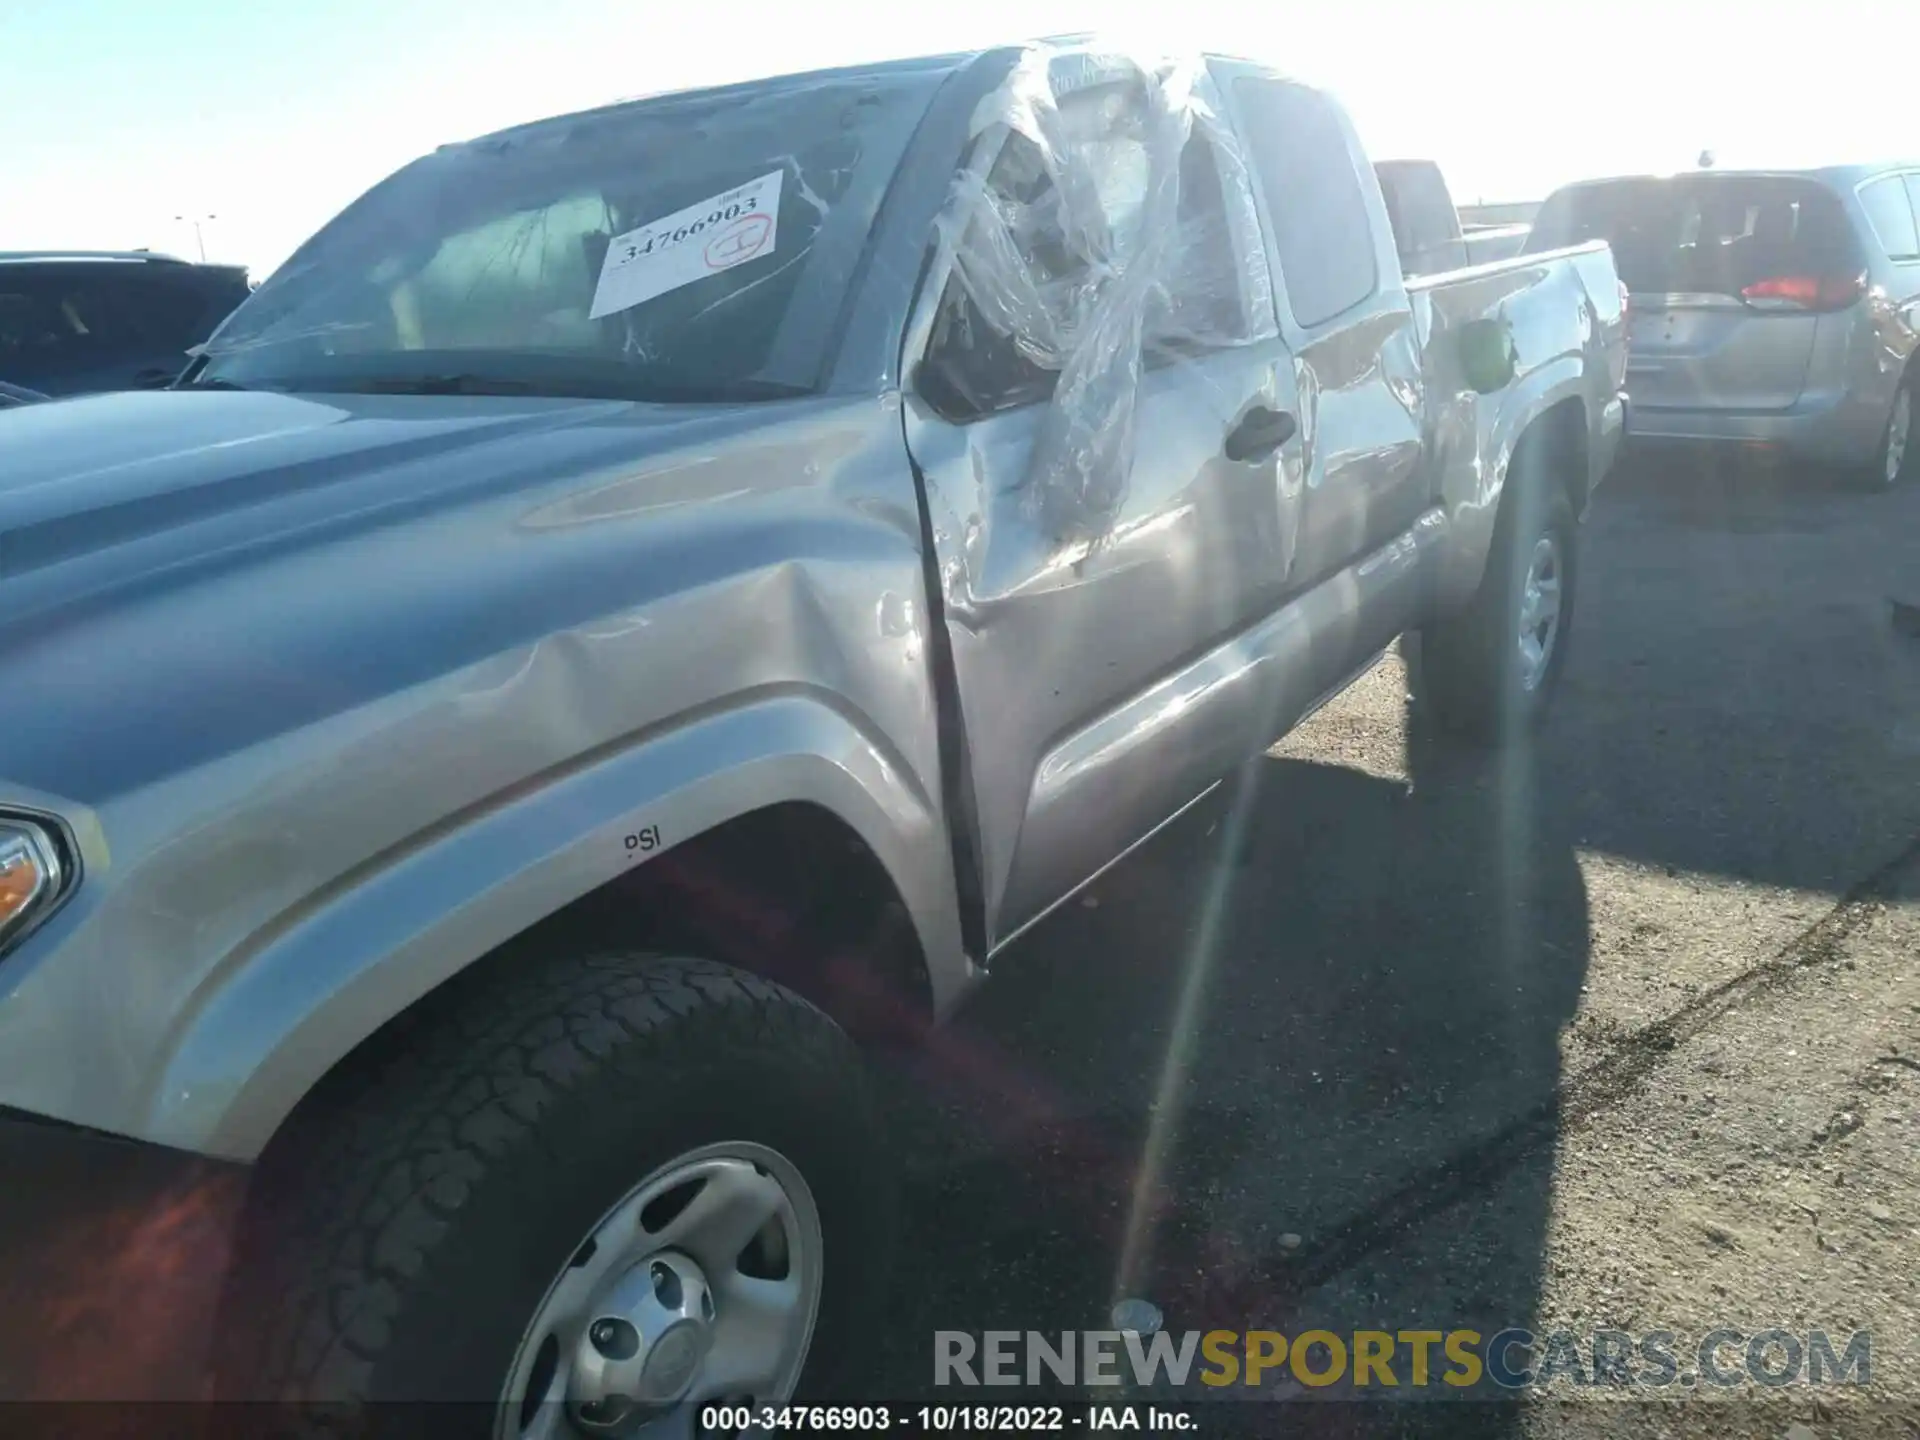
(0, 252), (251, 397)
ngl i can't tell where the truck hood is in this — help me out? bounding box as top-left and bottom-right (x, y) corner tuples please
(0, 387), (815, 621)
(0, 382), (900, 809)
(0, 389), (637, 574)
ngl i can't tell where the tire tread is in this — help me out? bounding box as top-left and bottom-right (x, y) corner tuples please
(215, 952), (868, 1427)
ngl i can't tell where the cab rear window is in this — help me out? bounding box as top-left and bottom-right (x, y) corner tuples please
(1526, 176), (1856, 295)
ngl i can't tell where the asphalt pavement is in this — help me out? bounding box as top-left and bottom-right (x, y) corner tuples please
(864, 452), (1920, 1437)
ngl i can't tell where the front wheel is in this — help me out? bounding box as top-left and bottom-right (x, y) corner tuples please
(1417, 476), (1580, 745)
(214, 953), (890, 1439)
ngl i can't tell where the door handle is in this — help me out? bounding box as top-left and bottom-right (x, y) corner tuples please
(1223, 405), (1297, 462)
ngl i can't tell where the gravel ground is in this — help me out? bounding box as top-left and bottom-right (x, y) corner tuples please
(864, 454), (1920, 1438)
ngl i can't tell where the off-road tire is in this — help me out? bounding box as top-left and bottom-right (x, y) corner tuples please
(1417, 467), (1580, 746)
(211, 953), (889, 1437)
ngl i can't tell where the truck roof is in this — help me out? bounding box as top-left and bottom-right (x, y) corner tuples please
(459, 49), (980, 154)
(454, 41), (1314, 156)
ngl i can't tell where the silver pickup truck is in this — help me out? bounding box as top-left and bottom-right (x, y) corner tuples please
(0, 41), (1625, 1425)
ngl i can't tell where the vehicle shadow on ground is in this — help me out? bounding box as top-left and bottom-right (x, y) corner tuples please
(1553, 451), (1920, 899)
(1609, 446), (1870, 531)
(867, 709), (1590, 1434)
(861, 459), (1920, 1430)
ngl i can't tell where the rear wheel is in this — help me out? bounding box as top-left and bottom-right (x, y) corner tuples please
(1417, 459), (1580, 746)
(214, 953), (889, 1439)
(1868, 378), (1913, 491)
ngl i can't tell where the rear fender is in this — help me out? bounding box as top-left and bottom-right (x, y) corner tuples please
(1432, 356), (1588, 615)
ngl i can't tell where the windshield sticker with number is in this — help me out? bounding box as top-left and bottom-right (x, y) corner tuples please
(588, 170), (784, 319)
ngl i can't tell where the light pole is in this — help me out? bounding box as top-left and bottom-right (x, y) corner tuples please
(174, 214), (216, 262)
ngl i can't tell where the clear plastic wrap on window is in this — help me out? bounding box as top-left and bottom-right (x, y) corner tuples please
(933, 46), (1274, 540)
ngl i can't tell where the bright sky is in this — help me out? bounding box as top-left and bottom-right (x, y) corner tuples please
(2, 0), (1912, 278)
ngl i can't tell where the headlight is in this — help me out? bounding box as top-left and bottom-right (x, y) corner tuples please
(0, 818), (69, 949)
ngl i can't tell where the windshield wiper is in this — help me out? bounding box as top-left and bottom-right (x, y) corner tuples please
(288, 372), (810, 404)
(336, 374), (542, 397)
(176, 376), (256, 392)
(645, 377), (811, 404)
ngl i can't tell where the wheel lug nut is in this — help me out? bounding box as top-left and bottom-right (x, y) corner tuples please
(589, 1317), (640, 1360)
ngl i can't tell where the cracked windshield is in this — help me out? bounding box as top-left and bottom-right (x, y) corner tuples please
(1, 1), (1916, 1438)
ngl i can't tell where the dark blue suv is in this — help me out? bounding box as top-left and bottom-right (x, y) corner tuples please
(0, 251), (251, 398)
